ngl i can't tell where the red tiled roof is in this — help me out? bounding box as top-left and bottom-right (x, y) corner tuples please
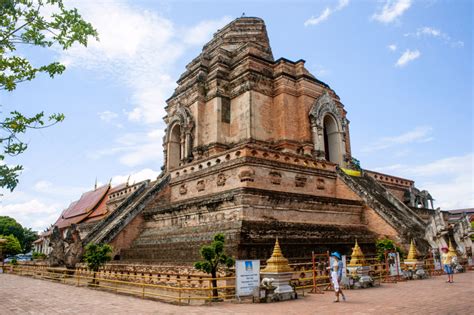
(62, 185), (109, 219)
(53, 185), (110, 229)
(84, 191), (109, 220)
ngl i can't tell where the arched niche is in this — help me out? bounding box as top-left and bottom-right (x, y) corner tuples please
(164, 104), (195, 171)
(323, 114), (343, 164)
(309, 91), (347, 165)
(168, 123), (182, 170)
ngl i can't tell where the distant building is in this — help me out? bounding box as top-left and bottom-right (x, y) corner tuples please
(34, 181), (146, 257)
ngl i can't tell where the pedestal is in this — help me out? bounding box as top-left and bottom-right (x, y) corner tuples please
(260, 272), (295, 301)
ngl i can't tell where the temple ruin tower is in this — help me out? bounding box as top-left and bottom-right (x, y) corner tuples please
(115, 17), (431, 263)
(163, 17), (352, 171)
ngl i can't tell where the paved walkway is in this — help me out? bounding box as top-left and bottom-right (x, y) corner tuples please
(1, 272), (473, 314)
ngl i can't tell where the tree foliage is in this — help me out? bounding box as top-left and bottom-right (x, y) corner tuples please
(194, 233), (234, 298)
(22, 226), (38, 252)
(0, 0), (97, 191)
(0, 233), (22, 256)
(375, 238), (404, 262)
(83, 243), (112, 272)
(0, 216), (37, 252)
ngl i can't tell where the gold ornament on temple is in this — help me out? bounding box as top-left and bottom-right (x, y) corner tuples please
(261, 238), (292, 273)
(405, 239), (418, 263)
(348, 239), (366, 266)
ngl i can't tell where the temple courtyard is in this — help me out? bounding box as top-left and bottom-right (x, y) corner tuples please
(1, 272), (473, 314)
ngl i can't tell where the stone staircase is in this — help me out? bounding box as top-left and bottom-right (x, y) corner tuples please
(337, 168), (428, 248)
(83, 174), (170, 245)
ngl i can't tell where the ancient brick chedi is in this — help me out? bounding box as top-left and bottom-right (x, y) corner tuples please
(50, 17), (472, 265)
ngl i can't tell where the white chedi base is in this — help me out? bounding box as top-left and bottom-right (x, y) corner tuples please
(261, 271), (295, 300)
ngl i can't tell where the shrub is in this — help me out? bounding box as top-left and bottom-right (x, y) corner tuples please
(194, 233), (234, 298)
(375, 238), (404, 262)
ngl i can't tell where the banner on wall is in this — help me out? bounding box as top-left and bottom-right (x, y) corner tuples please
(235, 260), (260, 297)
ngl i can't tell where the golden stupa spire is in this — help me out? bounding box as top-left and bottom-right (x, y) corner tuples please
(447, 239), (458, 260)
(261, 238), (292, 273)
(348, 239), (366, 266)
(405, 239), (418, 262)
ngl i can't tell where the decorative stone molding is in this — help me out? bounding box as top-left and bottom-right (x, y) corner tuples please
(217, 173), (227, 186)
(295, 175), (307, 188)
(239, 168), (255, 182)
(269, 171), (282, 185)
(309, 91), (344, 130)
(196, 180), (205, 192)
(179, 184), (187, 195)
(316, 178), (325, 190)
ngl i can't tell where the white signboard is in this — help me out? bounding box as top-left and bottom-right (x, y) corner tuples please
(387, 252), (401, 276)
(235, 260), (260, 297)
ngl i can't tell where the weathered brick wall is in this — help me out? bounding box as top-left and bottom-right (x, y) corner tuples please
(109, 214), (145, 259)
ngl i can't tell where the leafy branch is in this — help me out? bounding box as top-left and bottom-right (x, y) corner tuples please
(0, 0), (97, 191)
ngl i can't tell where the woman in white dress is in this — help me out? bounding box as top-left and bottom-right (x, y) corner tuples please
(330, 252), (346, 302)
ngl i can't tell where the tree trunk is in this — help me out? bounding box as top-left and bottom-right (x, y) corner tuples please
(211, 269), (218, 298)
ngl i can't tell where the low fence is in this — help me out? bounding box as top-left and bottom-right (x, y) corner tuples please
(4, 265), (235, 305)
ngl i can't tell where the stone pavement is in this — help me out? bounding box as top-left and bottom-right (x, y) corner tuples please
(1, 272), (473, 315)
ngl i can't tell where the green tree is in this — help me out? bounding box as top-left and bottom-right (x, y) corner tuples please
(1, 0), (97, 191)
(375, 238), (404, 262)
(194, 233), (235, 298)
(0, 215), (24, 244)
(83, 243), (112, 284)
(0, 234), (22, 256)
(0, 216), (38, 252)
(21, 227), (38, 253)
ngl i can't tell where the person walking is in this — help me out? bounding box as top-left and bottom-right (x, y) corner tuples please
(441, 246), (454, 283)
(329, 252), (346, 302)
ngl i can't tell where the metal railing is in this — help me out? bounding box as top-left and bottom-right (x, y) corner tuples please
(5, 265), (235, 305)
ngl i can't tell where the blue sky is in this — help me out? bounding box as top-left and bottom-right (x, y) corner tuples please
(0, 0), (472, 231)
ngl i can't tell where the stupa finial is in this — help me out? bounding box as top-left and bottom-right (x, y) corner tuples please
(261, 238), (292, 273)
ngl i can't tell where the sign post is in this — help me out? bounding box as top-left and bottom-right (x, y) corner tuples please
(235, 260), (260, 299)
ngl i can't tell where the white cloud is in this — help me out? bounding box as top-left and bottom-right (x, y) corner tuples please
(110, 168), (161, 186)
(59, 1), (231, 125)
(183, 16), (233, 45)
(388, 44), (397, 51)
(0, 199), (62, 231)
(395, 49), (420, 67)
(98, 110), (119, 123)
(89, 129), (165, 167)
(304, 0), (350, 26)
(363, 126), (433, 153)
(373, 153), (474, 209)
(33, 180), (52, 192)
(404, 26), (464, 48)
(372, 0), (412, 24)
(33, 180), (90, 198)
